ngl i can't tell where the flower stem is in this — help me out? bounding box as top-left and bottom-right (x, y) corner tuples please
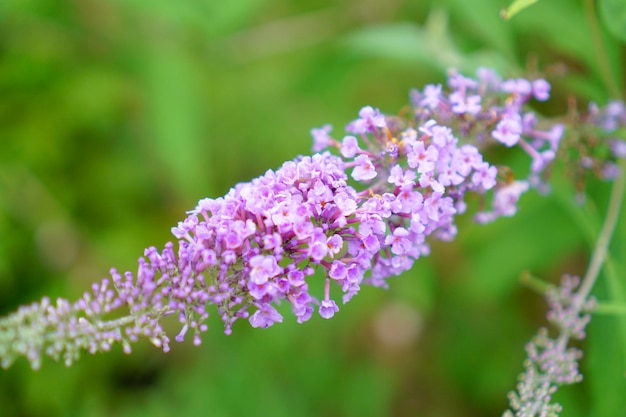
(594, 303), (626, 315)
(575, 159), (626, 307)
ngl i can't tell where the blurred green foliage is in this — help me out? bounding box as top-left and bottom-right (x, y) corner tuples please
(0, 0), (625, 416)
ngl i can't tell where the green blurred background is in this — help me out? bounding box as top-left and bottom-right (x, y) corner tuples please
(0, 0), (625, 416)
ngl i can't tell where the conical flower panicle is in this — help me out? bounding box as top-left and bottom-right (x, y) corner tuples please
(1, 67), (624, 371)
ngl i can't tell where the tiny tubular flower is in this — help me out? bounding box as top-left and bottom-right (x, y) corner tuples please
(352, 155), (377, 181)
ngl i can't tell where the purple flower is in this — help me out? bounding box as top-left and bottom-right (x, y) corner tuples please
(601, 162), (621, 179)
(396, 185), (423, 213)
(224, 230), (243, 249)
(418, 171), (445, 193)
(457, 145), (483, 175)
(609, 139), (626, 158)
(248, 280), (272, 300)
(360, 233), (381, 253)
(437, 161), (465, 187)
(595, 101), (626, 132)
(492, 114), (522, 147)
(249, 255), (281, 285)
(430, 125), (456, 148)
(388, 165), (416, 186)
(532, 79), (551, 101)
(329, 260), (347, 280)
(408, 141), (439, 173)
(422, 192), (444, 221)
(294, 303), (314, 323)
(249, 305), (283, 328)
(334, 192), (357, 216)
(347, 106), (386, 134)
(287, 270), (306, 287)
(281, 161), (297, 184)
(384, 227), (411, 255)
(311, 124), (333, 151)
(477, 180), (529, 223)
(341, 135), (360, 158)
(547, 124), (564, 151)
(263, 232), (282, 250)
(308, 232), (329, 261)
(171, 217), (198, 239)
(352, 155), (377, 181)
(448, 72), (478, 90)
(521, 112), (537, 133)
(319, 299), (339, 319)
(326, 235), (344, 257)
(420, 84), (442, 109)
(531, 150), (556, 173)
(476, 67), (501, 89)
(500, 78), (532, 96)
(471, 162), (497, 190)
(450, 91), (481, 115)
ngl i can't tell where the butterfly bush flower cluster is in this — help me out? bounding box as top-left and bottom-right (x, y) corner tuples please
(503, 275), (595, 417)
(168, 102), (502, 335)
(0, 67), (624, 371)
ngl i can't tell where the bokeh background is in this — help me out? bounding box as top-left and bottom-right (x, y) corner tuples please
(1, 0), (625, 416)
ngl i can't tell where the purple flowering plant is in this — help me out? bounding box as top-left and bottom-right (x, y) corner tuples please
(2, 1), (626, 416)
(2, 61), (625, 416)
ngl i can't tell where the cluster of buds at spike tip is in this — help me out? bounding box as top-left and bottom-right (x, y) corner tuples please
(1, 67), (623, 370)
(503, 275), (596, 417)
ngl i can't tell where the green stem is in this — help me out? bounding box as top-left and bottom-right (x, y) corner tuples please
(594, 303), (626, 315)
(575, 159), (626, 307)
(520, 271), (552, 294)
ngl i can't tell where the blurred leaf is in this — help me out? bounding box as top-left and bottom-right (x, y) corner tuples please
(564, 74), (614, 103)
(510, 0), (623, 99)
(342, 11), (510, 75)
(0, 204), (13, 303)
(140, 42), (211, 199)
(342, 22), (454, 68)
(447, 0), (516, 60)
(501, 0), (539, 20)
(392, 261), (437, 313)
(513, 0), (593, 57)
(459, 194), (585, 303)
(599, 0), (626, 43)
(112, 0), (262, 37)
(551, 174), (602, 245)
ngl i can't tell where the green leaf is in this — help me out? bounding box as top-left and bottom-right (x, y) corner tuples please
(599, 0), (626, 42)
(501, 0), (540, 20)
(140, 43), (212, 199)
(447, 0), (516, 59)
(341, 10), (511, 75)
(458, 188), (586, 304)
(342, 22), (453, 68)
(112, 0), (262, 37)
